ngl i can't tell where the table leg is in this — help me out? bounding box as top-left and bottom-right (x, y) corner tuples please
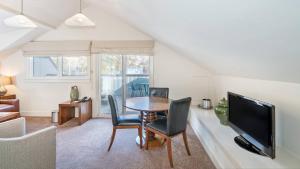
(78, 107), (82, 125)
(136, 111), (163, 148)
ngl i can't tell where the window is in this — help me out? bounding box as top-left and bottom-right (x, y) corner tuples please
(62, 56), (88, 76)
(126, 55), (150, 75)
(33, 56), (59, 77)
(28, 55), (90, 80)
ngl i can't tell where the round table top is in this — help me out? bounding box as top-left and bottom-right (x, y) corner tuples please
(125, 96), (170, 112)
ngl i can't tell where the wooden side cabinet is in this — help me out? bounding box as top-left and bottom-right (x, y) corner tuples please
(58, 99), (92, 125)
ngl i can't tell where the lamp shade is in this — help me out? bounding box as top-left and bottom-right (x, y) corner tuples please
(0, 76), (12, 86)
(4, 14), (37, 28)
(64, 13), (95, 27)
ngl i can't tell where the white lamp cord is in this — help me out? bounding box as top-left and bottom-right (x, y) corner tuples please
(21, 0), (24, 14)
(80, 0), (82, 13)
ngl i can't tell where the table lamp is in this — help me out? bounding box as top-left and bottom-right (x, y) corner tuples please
(0, 76), (12, 96)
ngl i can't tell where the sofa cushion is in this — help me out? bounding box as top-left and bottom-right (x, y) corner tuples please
(0, 99), (20, 112)
(0, 104), (15, 112)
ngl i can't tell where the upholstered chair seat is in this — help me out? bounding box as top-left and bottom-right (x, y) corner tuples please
(117, 115), (142, 126)
(147, 119), (167, 135)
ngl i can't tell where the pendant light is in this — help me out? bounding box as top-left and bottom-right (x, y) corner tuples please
(3, 0), (37, 28)
(64, 0), (95, 27)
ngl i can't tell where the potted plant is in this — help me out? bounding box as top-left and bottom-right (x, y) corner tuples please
(214, 98), (229, 125)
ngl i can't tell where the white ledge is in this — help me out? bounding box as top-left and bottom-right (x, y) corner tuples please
(188, 106), (300, 169)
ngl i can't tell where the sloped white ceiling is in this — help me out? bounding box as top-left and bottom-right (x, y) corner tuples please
(36, 5), (151, 41)
(0, 0), (78, 27)
(0, 0), (79, 55)
(1, 0), (300, 83)
(0, 8), (19, 34)
(92, 0), (300, 83)
(0, 9), (49, 56)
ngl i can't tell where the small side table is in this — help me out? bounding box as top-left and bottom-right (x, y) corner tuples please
(58, 99), (92, 125)
(0, 94), (16, 99)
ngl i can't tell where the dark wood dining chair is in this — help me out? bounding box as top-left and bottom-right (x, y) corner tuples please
(145, 97), (192, 168)
(107, 95), (143, 151)
(149, 87), (169, 118)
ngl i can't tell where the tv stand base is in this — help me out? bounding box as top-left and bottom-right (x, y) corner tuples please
(234, 136), (267, 157)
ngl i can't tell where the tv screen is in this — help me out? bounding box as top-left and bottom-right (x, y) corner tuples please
(228, 92), (275, 158)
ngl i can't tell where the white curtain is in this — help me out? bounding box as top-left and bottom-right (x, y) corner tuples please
(23, 40), (154, 56)
(91, 40), (154, 55)
(22, 41), (91, 56)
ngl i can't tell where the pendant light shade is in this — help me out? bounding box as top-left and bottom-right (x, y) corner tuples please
(65, 0), (95, 27)
(3, 0), (37, 28)
(65, 13), (95, 27)
(4, 14), (37, 28)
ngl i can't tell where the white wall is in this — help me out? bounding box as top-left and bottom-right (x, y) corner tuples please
(1, 50), (95, 116)
(154, 43), (213, 105)
(214, 75), (300, 158)
(1, 43), (212, 117)
(0, 6), (212, 117)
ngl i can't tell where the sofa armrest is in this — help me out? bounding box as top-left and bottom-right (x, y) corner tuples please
(0, 99), (20, 112)
(0, 126), (56, 169)
(0, 99), (19, 105)
(0, 117), (25, 138)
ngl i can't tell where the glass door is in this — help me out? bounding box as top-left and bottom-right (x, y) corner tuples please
(100, 54), (123, 115)
(125, 55), (150, 99)
(99, 54), (151, 115)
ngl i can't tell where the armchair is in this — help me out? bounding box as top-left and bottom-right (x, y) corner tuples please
(0, 117), (56, 169)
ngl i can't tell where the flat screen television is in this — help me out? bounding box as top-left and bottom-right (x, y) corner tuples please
(228, 92), (275, 158)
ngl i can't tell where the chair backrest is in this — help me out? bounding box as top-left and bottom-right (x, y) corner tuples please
(0, 117), (26, 138)
(108, 95), (118, 126)
(149, 87), (169, 98)
(167, 97), (192, 136)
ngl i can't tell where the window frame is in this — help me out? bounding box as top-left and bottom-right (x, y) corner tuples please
(26, 54), (91, 82)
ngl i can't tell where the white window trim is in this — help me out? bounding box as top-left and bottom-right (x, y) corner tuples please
(26, 55), (91, 83)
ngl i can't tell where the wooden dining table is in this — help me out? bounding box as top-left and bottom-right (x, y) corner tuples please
(124, 96), (170, 148)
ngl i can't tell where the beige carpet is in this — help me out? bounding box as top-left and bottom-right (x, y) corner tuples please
(25, 117), (215, 169)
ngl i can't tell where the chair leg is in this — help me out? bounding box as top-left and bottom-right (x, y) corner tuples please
(107, 127), (116, 152)
(145, 128), (149, 150)
(140, 111), (144, 122)
(182, 130), (191, 155)
(138, 126), (143, 149)
(162, 138), (167, 145)
(166, 138), (174, 168)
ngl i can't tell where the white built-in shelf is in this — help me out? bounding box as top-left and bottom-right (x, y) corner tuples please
(188, 106), (300, 169)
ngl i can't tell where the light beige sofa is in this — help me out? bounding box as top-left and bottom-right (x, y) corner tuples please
(0, 117), (56, 169)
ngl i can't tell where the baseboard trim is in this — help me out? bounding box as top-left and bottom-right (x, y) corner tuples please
(20, 111), (51, 117)
(20, 111), (102, 118)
